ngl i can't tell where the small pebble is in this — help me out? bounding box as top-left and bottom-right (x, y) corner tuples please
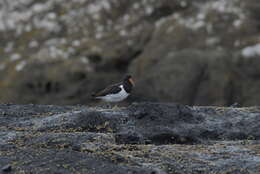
(230, 102), (240, 108)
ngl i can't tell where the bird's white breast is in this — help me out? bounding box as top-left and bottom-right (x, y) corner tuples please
(99, 85), (129, 102)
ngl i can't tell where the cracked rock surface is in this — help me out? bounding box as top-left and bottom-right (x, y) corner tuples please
(0, 103), (259, 174)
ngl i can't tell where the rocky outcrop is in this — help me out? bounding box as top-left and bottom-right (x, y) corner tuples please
(130, 50), (235, 106)
(129, 0), (260, 106)
(0, 103), (259, 173)
(1, 0), (260, 105)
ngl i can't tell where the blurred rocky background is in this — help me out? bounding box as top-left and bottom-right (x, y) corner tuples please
(0, 0), (260, 106)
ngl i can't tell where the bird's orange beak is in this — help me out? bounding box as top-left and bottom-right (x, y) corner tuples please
(129, 78), (135, 86)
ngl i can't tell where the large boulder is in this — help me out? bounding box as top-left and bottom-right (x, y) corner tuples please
(129, 0), (260, 106)
(130, 49), (235, 106)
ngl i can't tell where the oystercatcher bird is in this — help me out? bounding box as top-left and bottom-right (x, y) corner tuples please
(92, 75), (134, 103)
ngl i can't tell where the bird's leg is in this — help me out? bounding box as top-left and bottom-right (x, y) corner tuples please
(111, 103), (119, 110)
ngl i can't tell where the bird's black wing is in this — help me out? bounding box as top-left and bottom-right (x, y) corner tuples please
(92, 83), (122, 97)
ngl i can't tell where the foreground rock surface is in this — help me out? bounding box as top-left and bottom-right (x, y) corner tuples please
(0, 103), (260, 174)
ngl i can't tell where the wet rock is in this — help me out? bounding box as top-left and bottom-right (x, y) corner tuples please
(1, 164), (11, 172)
(0, 103), (259, 173)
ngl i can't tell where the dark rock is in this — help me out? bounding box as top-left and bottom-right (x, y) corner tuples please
(230, 102), (240, 108)
(127, 0), (260, 106)
(3, 61), (122, 105)
(130, 47), (238, 106)
(0, 103), (260, 173)
(1, 164), (11, 172)
(115, 131), (143, 144)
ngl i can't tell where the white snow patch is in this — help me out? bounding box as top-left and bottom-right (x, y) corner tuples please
(47, 12), (57, 20)
(25, 25), (32, 32)
(100, 1), (111, 10)
(145, 6), (153, 15)
(16, 60), (27, 71)
(123, 15), (130, 22)
(162, 0), (245, 32)
(233, 19), (242, 27)
(87, 4), (102, 14)
(72, 40), (81, 47)
(192, 20), (205, 30)
(177, 16), (205, 30)
(0, 1), (62, 33)
(95, 32), (103, 39)
(197, 13), (205, 20)
(33, 17), (60, 32)
(10, 53), (21, 61)
(119, 30), (127, 36)
(32, 3), (50, 13)
(155, 15), (170, 28)
(49, 46), (69, 59)
(80, 57), (89, 64)
(242, 44), (260, 58)
(155, 12), (206, 31)
(29, 40), (39, 48)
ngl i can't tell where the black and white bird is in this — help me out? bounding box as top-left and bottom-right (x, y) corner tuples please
(92, 75), (134, 103)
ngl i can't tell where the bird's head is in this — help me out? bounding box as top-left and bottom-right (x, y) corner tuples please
(124, 75), (135, 87)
